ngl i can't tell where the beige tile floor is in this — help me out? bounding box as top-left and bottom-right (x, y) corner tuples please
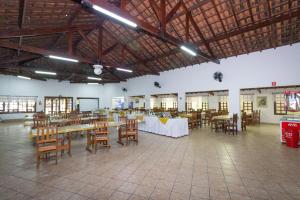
(0, 122), (299, 200)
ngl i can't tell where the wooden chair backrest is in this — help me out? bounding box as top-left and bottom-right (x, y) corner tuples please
(126, 119), (138, 131)
(70, 117), (81, 125)
(232, 114), (238, 124)
(119, 116), (127, 123)
(93, 121), (108, 135)
(36, 126), (58, 144)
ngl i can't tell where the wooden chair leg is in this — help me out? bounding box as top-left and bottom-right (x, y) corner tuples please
(36, 153), (40, 169)
(55, 151), (58, 165)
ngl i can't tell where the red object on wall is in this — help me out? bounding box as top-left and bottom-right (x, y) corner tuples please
(272, 82), (276, 86)
(281, 121), (300, 148)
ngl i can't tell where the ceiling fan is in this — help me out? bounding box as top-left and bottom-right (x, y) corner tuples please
(93, 64), (103, 75)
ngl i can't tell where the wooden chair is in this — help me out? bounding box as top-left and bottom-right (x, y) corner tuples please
(241, 112), (248, 131)
(188, 112), (198, 129)
(70, 117), (82, 137)
(196, 110), (202, 128)
(202, 111), (211, 127)
(211, 118), (223, 132)
(253, 110), (261, 125)
(36, 126), (59, 169)
(225, 114), (238, 135)
(90, 121), (110, 153)
(119, 119), (138, 145)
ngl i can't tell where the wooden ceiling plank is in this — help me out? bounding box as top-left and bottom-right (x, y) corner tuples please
(246, 0), (263, 51)
(207, 8), (300, 45)
(81, 0), (219, 63)
(210, 0), (238, 55)
(0, 24), (99, 38)
(227, 0), (250, 54)
(0, 41), (94, 64)
(198, 5), (225, 57)
(185, 7), (216, 58)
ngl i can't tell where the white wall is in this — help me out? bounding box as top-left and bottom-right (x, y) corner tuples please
(0, 75), (121, 120)
(121, 44), (300, 123)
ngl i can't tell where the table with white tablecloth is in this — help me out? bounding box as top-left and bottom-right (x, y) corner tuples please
(139, 116), (188, 138)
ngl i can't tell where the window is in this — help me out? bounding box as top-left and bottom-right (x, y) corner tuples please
(202, 102), (209, 111)
(274, 93), (287, 115)
(202, 96), (209, 111)
(186, 96), (208, 111)
(44, 97), (73, 115)
(161, 97), (177, 110)
(0, 96), (37, 113)
(218, 96), (228, 111)
(112, 97), (125, 109)
(240, 95), (253, 113)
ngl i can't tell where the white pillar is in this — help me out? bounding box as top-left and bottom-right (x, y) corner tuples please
(178, 92), (186, 112)
(145, 94), (151, 109)
(229, 87), (241, 130)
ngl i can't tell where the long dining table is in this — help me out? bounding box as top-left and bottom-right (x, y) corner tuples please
(29, 120), (144, 152)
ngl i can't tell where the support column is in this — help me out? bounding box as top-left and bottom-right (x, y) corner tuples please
(228, 87), (241, 130)
(178, 92), (186, 112)
(145, 94), (151, 110)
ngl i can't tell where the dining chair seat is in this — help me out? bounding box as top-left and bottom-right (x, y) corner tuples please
(38, 145), (57, 152)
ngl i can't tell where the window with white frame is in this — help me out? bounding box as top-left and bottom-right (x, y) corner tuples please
(240, 95), (253, 113)
(274, 93), (287, 115)
(218, 95), (228, 111)
(201, 96), (209, 111)
(0, 96), (37, 113)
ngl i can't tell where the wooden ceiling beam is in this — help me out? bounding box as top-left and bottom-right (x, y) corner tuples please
(0, 55), (40, 65)
(227, 0), (249, 54)
(0, 41), (94, 64)
(103, 28), (159, 75)
(81, 0), (219, 63)
(149, 0), (161, 22)
(0, 24), (99, 38)
(167, 0), (210, 22)
(18, 0), (27, 29)
(186, 11), (215, 58)
(198, 4), (225, 57)
(98, 26), (103, 60)
(166, 0), (182, 23)
(102, 42), (119, 56)
(210, 0), (237, 55)
(205, 8), (300, 44)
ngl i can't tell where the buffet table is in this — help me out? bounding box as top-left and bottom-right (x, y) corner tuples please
(139, 116), (188, 138)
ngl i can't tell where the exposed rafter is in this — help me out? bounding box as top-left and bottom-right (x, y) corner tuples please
(81, 0), (219, 63)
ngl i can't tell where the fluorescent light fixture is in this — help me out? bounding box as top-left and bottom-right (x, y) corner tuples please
(49, 55), (78, 63)
(35, 71), (57, 75)
(87, 77), (102, 81)
(17, 75), (31, 80)
(88, 83), (99, 85)
(180, 46), (197, 56)
(92, 5), (137, 28)
(116, 68), (133, 73)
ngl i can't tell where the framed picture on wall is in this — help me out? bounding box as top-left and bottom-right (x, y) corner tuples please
(257, 96), (267, 108)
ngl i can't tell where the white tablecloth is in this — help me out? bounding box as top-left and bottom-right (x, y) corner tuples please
(139, 116), (188, 138)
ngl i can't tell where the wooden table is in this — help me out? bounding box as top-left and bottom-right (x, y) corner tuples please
(212, 115), (231, 121)
(25, 116), (100, 128)
(211, 115), (231, 132)
(30, 121), (143, 152)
